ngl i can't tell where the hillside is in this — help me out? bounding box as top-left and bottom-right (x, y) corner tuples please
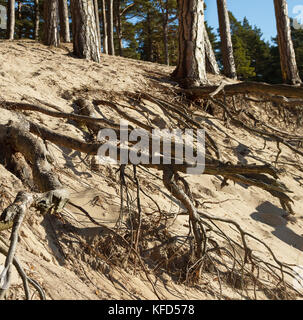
(0, 40), (303, 300)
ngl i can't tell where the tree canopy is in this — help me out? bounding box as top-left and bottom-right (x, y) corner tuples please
(1, 1), (303, 84)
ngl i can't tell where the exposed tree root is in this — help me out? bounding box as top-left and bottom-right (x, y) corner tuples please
(0, 121), (69, 299)
(182, 81), (303, 100)
(0, 81), (302, 299)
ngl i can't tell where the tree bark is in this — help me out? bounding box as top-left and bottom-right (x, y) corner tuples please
(273, 0), (301, 85)
(17, 0), (22, 39)
(101, 0), (108, 54)
(182, 81), (303, 100)
(34, 0), (40, 40)
(58, 0), (71, 42)
(107, 0), (115, 55)
(146, 10), (153, 61)
(7, 0), (15, 40)
(115, 0), (123, 56)
(162, 0), (169, 65)
(172, 0), (207, 88)
(204, 24), (220, 75)
(93, 0), (102, 52)
(43, 0), (60, 47)
(216, 0), (237, 79)
(70, 0), (101, 63)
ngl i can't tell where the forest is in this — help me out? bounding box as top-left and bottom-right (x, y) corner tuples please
(0, 0), (303, 302)
(2, 0), (303, 84)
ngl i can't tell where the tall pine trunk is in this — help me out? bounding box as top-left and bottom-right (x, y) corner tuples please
(101, 0), (108, 54)
(58, 0), (70, 42)
(146, 10), (153, 62)
(7, 0), (15, 40)
(204, 24), (220, 75)
(216, 0), (237, 79)
(274, 0), (301, 85)
(17, 0), (22, 39)
(107, 0), (115, 55)
(34, 0), (40, 40)
(44, 0), (60, 47)
(162, 0), (169, 65)
(172, 0), (207, 88)
(70, 0), (101, 63)
(115, 0), (123, 56)
(93, 0), (101, 52)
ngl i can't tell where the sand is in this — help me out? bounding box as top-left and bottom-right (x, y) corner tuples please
(0, 39), (302, 300)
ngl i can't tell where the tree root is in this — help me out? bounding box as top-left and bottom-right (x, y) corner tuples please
(0, 121), (69, 299)
(0, 84), (302, 299)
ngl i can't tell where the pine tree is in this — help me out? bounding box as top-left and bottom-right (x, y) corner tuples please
(58, 0), (70, 43)
(34, 0), (40, 40)
(7, 0), (15, 40)
(71, 0), (101, 62)
(291, 18), (303, 81)
(274, 0), (301, 85)
(172, 0), (207, 87)
(216, 0), (237, 79)
(107, 0), (115, 55)
(43, 0), (60, 47)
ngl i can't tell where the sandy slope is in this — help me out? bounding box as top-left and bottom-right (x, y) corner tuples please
(0, 40), (303, 300)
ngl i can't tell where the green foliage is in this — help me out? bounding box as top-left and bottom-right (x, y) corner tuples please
(2, 1), (303, 85)
(120, 0), (178, 64)
(232, 34), (256, 79)
(0, 1), (45, 40)
(211, 11), (291, 83)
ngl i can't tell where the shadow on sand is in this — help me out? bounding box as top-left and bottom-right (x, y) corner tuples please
(251, 201), (303, 251)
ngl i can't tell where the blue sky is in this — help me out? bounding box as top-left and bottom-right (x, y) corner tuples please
(205, 0), (303, 44)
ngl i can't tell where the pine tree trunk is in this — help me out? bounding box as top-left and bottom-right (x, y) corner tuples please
(34, 0), (40, 40)
(146, 10), (153, 62)
(101, 0), (108, 54)
(107, 0), (115, 55)
(58, 0), (70, 42)
(204, 24), (220, 75)
(17, 0), (22, 39)
(162, 0), (169, 65)
(44, 0), (60, 47)
(70, 0), (101, 63)
(7, 0), (15, 40)
(172, 0), (207, 88)
(93, 0), (101, 52)
(216, 0), (237, 79)
(115, 0), (123, 56)
(274, 0), (301, 85)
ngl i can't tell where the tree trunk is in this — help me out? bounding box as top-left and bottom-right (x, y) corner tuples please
(115, 0), (123, 56)
(93, 0), (102, 52)
(162, 1), (169, 65)
(7, 0), (15, 40)
(58, 0), (70, 43)
(17, 0), (22, 39)
(101, 0), (108, 54)
(34, 0), (40, 40)
(146, 10), (153, 62)
(204, 24), (220, 75)
(70, 0), (101, 63)
(216, 0), (237, 79)
(107, 0), (115, 55)
(43, 0), (60, 47)
(274, 0), (301, 85)
(172, 0), (207, 88)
